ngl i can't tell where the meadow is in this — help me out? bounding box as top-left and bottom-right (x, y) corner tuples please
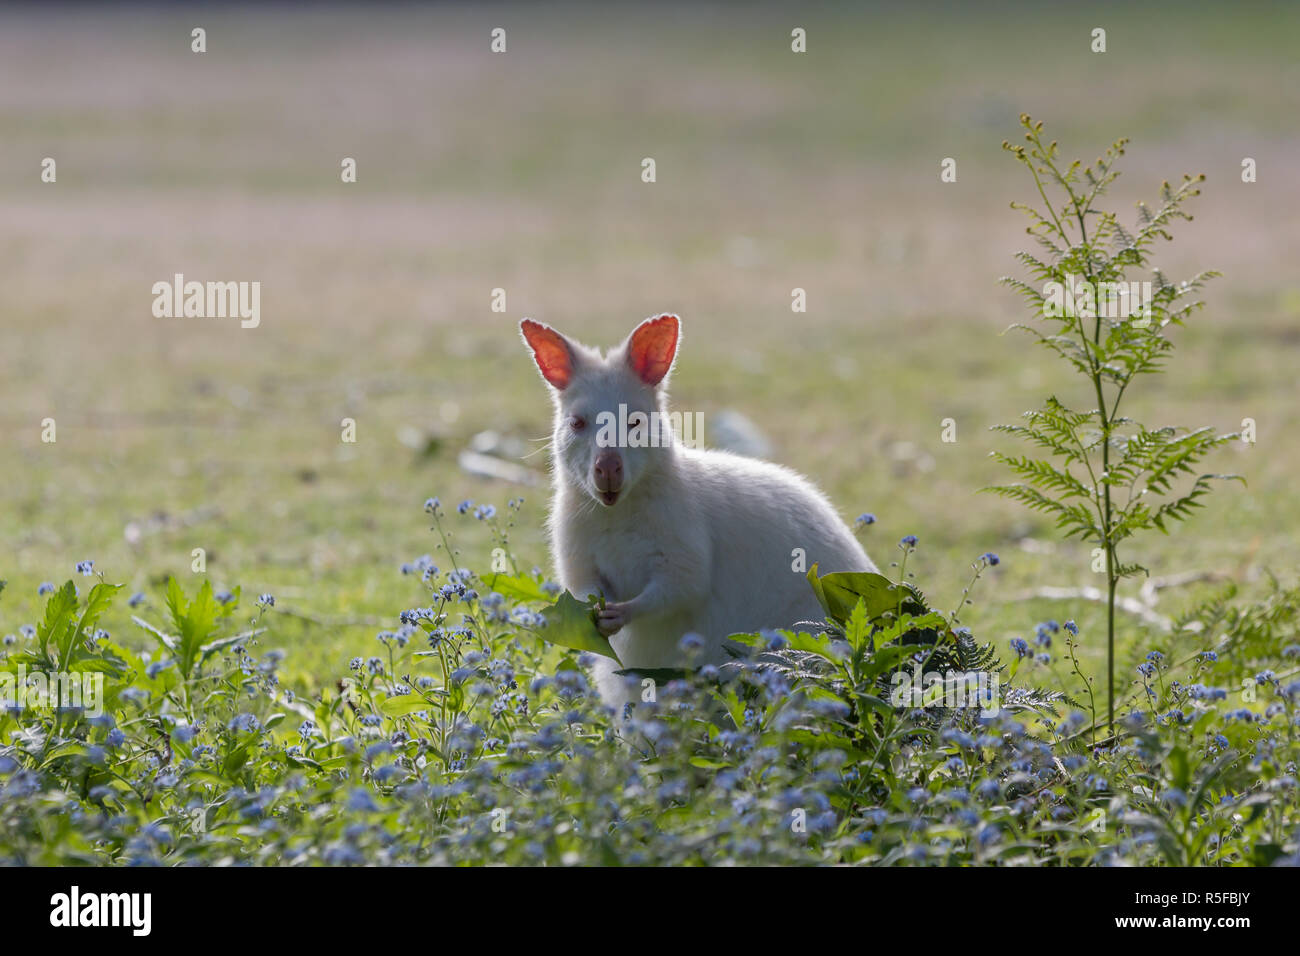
(2, 3), (1299, 865)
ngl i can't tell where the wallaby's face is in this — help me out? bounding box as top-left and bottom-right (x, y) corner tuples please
(520, 314), (679, 507)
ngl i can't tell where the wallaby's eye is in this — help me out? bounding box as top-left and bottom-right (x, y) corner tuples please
(570, 415), (587, 432)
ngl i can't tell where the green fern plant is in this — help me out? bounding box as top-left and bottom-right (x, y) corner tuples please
(988, 114), (1241, 735)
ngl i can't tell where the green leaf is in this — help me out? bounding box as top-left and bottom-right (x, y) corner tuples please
(222, 740), (255, 778)
(36, 581), (79, 659)
(483, 572), (550, 604)
(728, 629), (839, 660)
(1253, 843), (1285, 867)
(539, 590), (620, 663)
(845, 598), (870, 652)
(689, 757), (732, 770)
(39, 742), (88, 769)
(132, 615), (178, 655)
(379, 694), (434, 716)
(805, 565), (928, 625)
(64, 582), (122, 667)
(613, 667), (688, 683)
(1168, 746), (1190, 791)
(199, 629), (262, 665)
(163, 577), (221, 678)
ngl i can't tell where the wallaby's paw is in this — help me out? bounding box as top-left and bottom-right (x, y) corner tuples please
(596, 603), (628, 637)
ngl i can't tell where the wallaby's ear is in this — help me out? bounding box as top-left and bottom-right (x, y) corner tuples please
(520, 319), (577, 390)
(625, 313), (679, 387)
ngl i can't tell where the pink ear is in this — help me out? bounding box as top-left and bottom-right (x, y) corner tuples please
(520, 319), (575, 390)
(626, 314), (679, 386)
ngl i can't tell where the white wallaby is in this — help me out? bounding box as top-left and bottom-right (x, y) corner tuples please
(520, 313), (876, 712)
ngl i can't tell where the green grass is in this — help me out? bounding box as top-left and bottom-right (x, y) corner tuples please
(2, 1), (1298, 704)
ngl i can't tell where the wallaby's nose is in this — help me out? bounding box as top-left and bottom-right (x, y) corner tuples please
(593, 450), (624, 493)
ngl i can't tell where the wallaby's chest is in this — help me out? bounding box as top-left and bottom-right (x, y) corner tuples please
(558, 502), (666, 603)
(589, 525), (663, 603)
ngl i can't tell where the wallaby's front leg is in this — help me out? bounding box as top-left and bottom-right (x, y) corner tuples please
(595, 601), (632, 637)
(595, 570), (702, 637)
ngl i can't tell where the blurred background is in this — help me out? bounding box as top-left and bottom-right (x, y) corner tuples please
(2, 2), (1298, 685)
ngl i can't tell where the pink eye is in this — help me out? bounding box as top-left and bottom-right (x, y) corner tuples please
(570, 415), (587, 431)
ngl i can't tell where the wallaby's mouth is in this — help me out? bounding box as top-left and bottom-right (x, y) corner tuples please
(598, 489), (620, 507)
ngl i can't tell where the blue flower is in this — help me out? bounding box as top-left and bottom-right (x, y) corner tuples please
(228, 713), (260, 733)
(855, 513), (877, 528)
(257, 593), (275, 608)
(941, 728), (975, 749)
(899, 535), (918, 548)
(146, 659), (174, 679)
(37, 582), (54, 596)
(347, 788), (379, 812)
(75, 560), (94, 575)
(678, 633), (705, 655)
(979, 552), (1000, 566)
(762, 629), (788, 651)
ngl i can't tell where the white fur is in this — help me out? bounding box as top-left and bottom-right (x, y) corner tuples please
(521, 316), (876, 713)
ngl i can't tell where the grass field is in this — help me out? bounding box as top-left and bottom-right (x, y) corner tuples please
(3, 1), (1298, 700)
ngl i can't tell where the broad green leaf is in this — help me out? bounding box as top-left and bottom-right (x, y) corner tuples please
(380, 694), (434, 717)
(36, 581), (79, 658)
(539, 590), (620, 663)
(483, 572), (550, 604)
(161, 577), (221, 678)
(64, 581), (122, 668)
(805, 565), (929, 624)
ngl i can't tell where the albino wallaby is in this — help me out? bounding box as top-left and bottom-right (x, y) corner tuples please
(520, 313), (876, 711)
